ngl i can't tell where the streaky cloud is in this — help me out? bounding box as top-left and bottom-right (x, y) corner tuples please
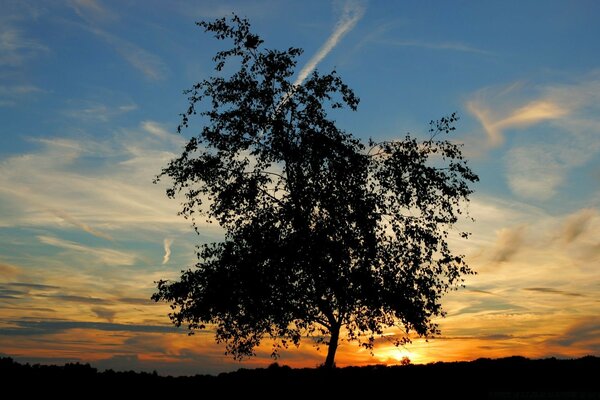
(0, 263), (20, 279)
(560, 208), (596, 244)
(547, 318), (600, 348)
(37, 235), (137, 266)
(384, 39), (492, 55)
(68, 0), (116, 24)
(0, 123), (194, 233)
(294, 0), (365, 86)
(91, 306), (116, 322)
(50, 208), (114, 241)
(7, 282), (59, 290)
(491, 225), (526, 263)
(39, 294), (111, 304)
(0, 24), (49, 67)
(0, 319), (180, 336)
(66, 3), (167, 81)
(524, 287), (585, 297)
(63, 99), (137, 122)
(89, 27), (168, 80)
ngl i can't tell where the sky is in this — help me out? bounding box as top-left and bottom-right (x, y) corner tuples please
(1, 0), (599, 375)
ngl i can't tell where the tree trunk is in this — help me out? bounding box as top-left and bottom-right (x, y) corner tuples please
(323, 323), (340, 368)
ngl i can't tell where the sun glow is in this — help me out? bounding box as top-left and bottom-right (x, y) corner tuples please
(376, 346), (422, 365)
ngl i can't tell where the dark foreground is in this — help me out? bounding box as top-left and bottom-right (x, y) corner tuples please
(2, 356), (599, 397)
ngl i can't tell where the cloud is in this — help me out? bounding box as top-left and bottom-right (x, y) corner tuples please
(504, 147), (565, 200)
(524, 287), (585, 298)
(162, 238), (173, 265)
(0, 287), (26, 299)
(68, 0), (116, 24)
(37, 235), (137, 266)
(467, 96), (568, 148)
(41, 294), (110, 304)
(452, 297), (527, 316)
(63, 99), (138, 122)
(384, 39), (491, 55)
(91, 306), (116, 322)
(0, 263), (20, 279)
(547, 318), (600, 350)
(0, 282), (61, 299)
(0, 25), (48, 67)
(490, 225), (526, 263)
(5, 282), (59, 290)
(0, 85), (44, 95)
(89, 27), (168, 81)
(0, 121), (195, 233)
(466, 288), (498, 296)
(177, 0), (281, 20)
(294, 0), (365, 86)
(117, 297), (154, 306)
(50, 209), (114, 241)
(66, 2), (167, 81)
(561, 208), (596, 244)
(143, 120), (170, 139)
(467, 75), (600, 200)
(0, 319), (180, 336)
(0, 85), (44, 107)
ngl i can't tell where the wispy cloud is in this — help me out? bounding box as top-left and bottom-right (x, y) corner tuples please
(504, 146), (565, 200)
(524, 287), (585, 298)
(87, 27), (168, 81)
(91, 306), (116, 322)
(178, 0), (281, 19)
(142, 120), (183, 147)
(0, 263), (21, 279)
(490, 225), (526, 263)
(467, 75), (600, 200)
(162, 238), (172, 265)
(383, 39), (491, 55)
(37, 235), (137, 266)
(0, 25), (48, 67)
(0, 319), (179, 336)
(467, 97), (568, 147)
(66, 1), (167, 81)
(0, 121), (193, 232)
(41, 294), (110, 304)
(9, 282), (59, 290)
(561, 208), (596, 244)
(50, 209), (114, 241)
(0, 85), (43, 95)
(68, 0), (116, 24)
(547, 318), (600, 350)
(294, 0), (365, 86)
(63, 99), (138, 122)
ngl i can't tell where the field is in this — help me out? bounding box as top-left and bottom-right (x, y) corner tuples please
(2, 356), (599, 397)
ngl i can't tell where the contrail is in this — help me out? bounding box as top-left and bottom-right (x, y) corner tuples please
(162, 238), (172, 265)
(293, 0), (365, 86)
(50, 209), (114, 241)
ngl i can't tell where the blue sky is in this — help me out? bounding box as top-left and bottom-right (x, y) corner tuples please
(1, 0), (599, 375)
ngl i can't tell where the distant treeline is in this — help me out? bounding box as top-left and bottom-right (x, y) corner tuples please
(2, 356), (599, 397)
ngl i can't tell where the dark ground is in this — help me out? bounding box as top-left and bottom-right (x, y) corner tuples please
(2, 356), (599, 397)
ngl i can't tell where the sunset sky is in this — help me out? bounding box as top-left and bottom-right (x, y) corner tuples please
(1, 0), (599, 375)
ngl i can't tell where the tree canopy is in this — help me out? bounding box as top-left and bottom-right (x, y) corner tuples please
(153, 15), (479, 368)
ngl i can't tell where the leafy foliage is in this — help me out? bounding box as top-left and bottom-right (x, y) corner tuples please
(153, 15), (478, 367)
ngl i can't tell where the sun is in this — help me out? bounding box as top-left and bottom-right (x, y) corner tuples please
(376, 346), (421, 365)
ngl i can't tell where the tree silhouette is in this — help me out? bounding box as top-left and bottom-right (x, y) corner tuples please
(153, 15), (478, 368)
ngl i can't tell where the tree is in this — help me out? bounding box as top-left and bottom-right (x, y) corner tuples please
(153, 15), (479, 368)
